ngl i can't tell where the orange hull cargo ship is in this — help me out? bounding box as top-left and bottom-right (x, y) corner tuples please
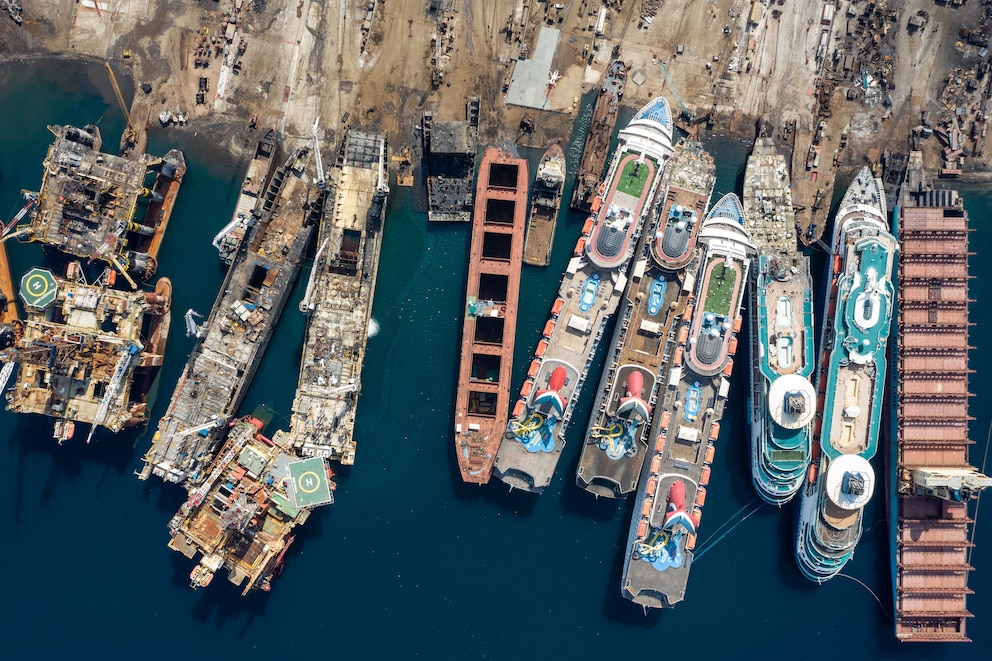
(453, 141), (528, 484)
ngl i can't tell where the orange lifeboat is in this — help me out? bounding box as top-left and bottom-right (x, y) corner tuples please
(543, 319), (556, 338)
(708, 422), (721, 441)
(722, 358), (734, 377)
(582, 217), (594, 236)
(637, 519), (648, 539)
(527, 360), (541, 378)
(683, 304), (694, 321)
(650, 455), (661, 473)
(654, 434), (666, 453)
(590, 196), (602, 213)
(677, 325), (689, 345)
(551, 297), (564, 316)
(691, 507), (702, 528)
(686, 533), (697, 551)
(641, 498), (654, 517)
(512, 400), (525, 418)
(660, 410), (671, 429)
(694, 486), (707, 507)
(833, 254), (843, 274)
(599, 182), (606, 195)
(704, 443), (715, 464)
(733, 315), (743, 333)
(808, 462), (818, 484)
(520, 380), (533, 398)
(645, 476), (658, 497)
(535, 339), (549, 358)
(700, 465), (711, 486)
(728, 337), (738, 355)
(673, 347), (684, 367)
(574, 237), (586, 256)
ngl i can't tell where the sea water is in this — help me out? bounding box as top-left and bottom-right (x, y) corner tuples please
(0, 60), (989, 658)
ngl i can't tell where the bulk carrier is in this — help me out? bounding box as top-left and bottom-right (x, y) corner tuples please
(570, 60), (627, 214)
(621, 193), (753, 608)
(212, 130), (278, 265)
(890, 152), (991, 641)
(522, 144), (565, 267)
(796, 167), (895, 583)
(576, 138), (715, 498)
(743, 137), (816, 506)
(453, 140), (527, 483)
(292, 130), (389, 465)
(140, 145), (319, 485)
(494, 97), (674, 493)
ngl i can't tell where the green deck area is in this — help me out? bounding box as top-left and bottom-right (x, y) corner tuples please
(287, 457), (333, 509)
(616, 156), (655, 198)
(702, 258), (740, 318)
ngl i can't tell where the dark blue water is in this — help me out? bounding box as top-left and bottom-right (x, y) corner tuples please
(1, 61), (989, 658)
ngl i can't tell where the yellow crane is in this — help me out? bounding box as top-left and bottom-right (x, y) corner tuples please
(104, 61), (138, 156)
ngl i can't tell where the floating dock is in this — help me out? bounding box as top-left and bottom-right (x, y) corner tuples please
(291, 130), (389, 465)
(892, 152), (992, 642)
(454, 140), (528, 484)
(140, 145), (319, 485)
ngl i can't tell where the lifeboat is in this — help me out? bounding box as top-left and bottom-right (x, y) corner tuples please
(574, 237), (586, 256)
(833, 254), (843, 274)
(650, 455), (661, 473)
(691, 507), (702, 528)
(728, 337), (738, 355)
(660, 410), (671, 429)
(582, 217), (594, 236)
(677, 325), (689, 345)
(673, 347), (684, 366)
(700, 465), (711, 486)
(520, 380), (533, 398)
(733, 315), (743, 333)
(808, 462), (818, 484)
(527, 360), (541, 378)
(686, 533), (697, 551)
(637, 519), (648, 539)
(694, 486), (707, 507)
(543, 319), (555, 338)
(535, 339), (549, 358)
(708, 422), (720, 441)
(599, 182), (606, 195)
(641, 498), (653, 517)
(551, 297), (564, 316)
(683, 304), (693, 321)
(722, 358), (734, 377)
(655, 434), (666, 453)
(645, 476), (658, 497)
(512, 400), (525, 418)
(704, 443), (715, 464)
(590, 196), (602, 213)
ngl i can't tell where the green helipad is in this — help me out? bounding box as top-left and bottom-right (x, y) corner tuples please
(287, 457), (333, 509)
(19, 267), (58, 309)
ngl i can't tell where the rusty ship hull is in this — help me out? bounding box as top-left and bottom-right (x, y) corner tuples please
(213, 130), (278, 265)
(570, 60), (627, 214)
(141, 146), (319, 485)
(454, 141), (528, 484)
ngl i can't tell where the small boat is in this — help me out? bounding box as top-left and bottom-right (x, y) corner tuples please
(523, 144), (567, 267)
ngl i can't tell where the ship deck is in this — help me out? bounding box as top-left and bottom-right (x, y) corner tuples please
(577, 151), (714, 498)
(142, 148), (318, 484)
(291, 131), (388, 469)
(0, 242), (16, 325)
(650, 141), (715, 271)
(587, 152), (657, 270)
(522, 146), (565, 267)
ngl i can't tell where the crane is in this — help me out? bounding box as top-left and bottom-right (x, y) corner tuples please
(299, 238), (329, 313)
(0, 361), (15, 395)
(657, 60), (694, 122)
(104, 61), (138, 156)
(86, 342), (141, 444)
(312, 118), (327, 190)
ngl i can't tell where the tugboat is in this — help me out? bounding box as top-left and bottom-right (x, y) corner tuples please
(523, 144), (566, 267)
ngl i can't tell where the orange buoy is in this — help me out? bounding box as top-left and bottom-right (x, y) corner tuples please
(704, 443), (715, 464)
(722, 358), (734, 377)
(543, 320), (555, 338)
(700, 465), (711, 486)
(655, 434), (666, 453)
(527, 360), (540, 378)
(637, 519), (648, 538)
(536, 339), (549, 358)
(694, 486), (707, 507)
(520, 380), (533, 398)
(708, 422), (721, 441)
(512, 400), (525, 418)
(728, 337), (738, 355)
(650, 455), (661, 473)
(551, 297), (564, 316)
(646, 476), (658, 497)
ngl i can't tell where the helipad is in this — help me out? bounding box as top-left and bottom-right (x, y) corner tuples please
(287, 457), (334, 508)
(19, 267), (58, 309)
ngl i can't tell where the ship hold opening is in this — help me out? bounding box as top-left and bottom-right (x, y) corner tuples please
(478, 273), (509, 303)
(485, 198), (516, 225)
(474, 316), (505, 344)
(488, 163), (519, 189)
(468, 389), (498, 416)
(482, 231), (512, 260)
(471, 353), (502, 382)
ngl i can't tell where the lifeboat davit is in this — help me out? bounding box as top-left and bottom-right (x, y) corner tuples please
(663, 480), (697, 536)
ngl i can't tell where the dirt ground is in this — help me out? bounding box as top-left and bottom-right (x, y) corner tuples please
(4, 0), (992, 190)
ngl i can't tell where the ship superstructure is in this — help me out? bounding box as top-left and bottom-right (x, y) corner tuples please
(891, 152), (992, 641)
(454, 141), (527, 483)
(577, 139), (715, 498)
(212, 130), (278, 265)
(1, 263), (171, 442)
(620, 193), (752, 608)
(140, 146), (319, 485)
(495, 97), (674, 493)
(168, 416), (334, 595)
(522, 144), (566, 267)
(571, 60), (627, 214)
(796, 167), (895, 583)
(743, 137), (816, 505)
(8, 124), (185, 286)
(291, 130), (389, 465)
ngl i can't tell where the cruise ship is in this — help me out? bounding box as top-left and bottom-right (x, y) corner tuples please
(796, 167), (896, 582)
(621, 193), (753, 608)
(494, 98), (674, 493)
(291, 130), (388, 466)
(453, 141), (527, 483)
(140, 146), (320, 485)
(743, 137), (816, 505)
(212, 130), (278, 265)
(576, 139), (715, 498)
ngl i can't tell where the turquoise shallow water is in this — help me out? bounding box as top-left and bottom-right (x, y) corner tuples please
(0, 60), (990, 658)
